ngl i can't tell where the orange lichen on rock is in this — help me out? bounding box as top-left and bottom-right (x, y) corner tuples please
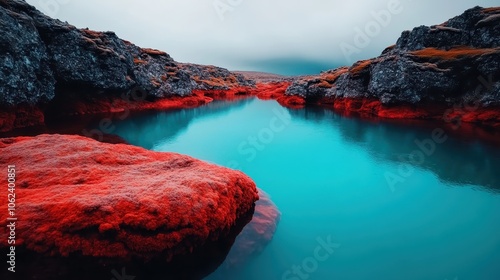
(482, 7), (500, 13)
(410, 46), (500, 60)
(193, 86), (252, 100)
(192, 74), (243, 89)
(133, 58), (147, 65)
(317, 80), (333, 88)
(141, 48), (167, 56)
(349, 59), (374, 75)
(0, 134), (259, 261)
(322, 67), (348, 83)
(81, 28), (103, 38)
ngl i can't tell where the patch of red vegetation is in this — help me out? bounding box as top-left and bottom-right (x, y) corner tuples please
(276, 95), (306, 109)
(0, 105), (45, 132)
(250, 82), (305, 109)
(327, 97), (500, 128)
(252, 82), (290, 100)
(46, 94), (214, 118)
(0, 134), (259, 261)
(410, 46), (500, 60)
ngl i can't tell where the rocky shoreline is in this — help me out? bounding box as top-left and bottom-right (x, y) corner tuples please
(282, 6), (500, 128)
(0, 134), (281, 279)
(2, 2), (499, 133)
(0, 0), (499, 278)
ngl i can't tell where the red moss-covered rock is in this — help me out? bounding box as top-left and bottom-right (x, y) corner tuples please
(252, 82), (306, 109)
(0, 134), (259, 262)
(331, 97), (500, 127)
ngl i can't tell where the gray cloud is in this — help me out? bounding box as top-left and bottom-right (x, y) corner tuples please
(27, 0), (498, 75)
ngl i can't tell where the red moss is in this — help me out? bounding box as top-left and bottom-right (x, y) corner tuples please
(252, 82), (290, 100)
(248, 82), (305, 109)
(410, 46), (500, 60)
(0, 134), (259, 261)
(0, 105), (45, 132)
(326, 97), (500, 127)
(276, 95), (306, 109)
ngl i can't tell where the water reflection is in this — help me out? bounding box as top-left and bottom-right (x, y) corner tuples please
(111, 98), (254, 149)
(288, 106), (500, 192)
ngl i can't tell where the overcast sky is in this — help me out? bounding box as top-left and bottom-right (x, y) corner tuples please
(26, 0), (498, 75)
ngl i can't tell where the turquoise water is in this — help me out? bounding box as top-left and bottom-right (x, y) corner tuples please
(111, 98), (500, 280)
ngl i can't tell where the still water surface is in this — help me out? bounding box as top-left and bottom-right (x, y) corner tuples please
(112, 98), (500, 280)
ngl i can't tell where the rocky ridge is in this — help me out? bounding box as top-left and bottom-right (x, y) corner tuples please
(284, 7), (500, 127)
(0, 0), (254, 132)
(2, 2), (498, 132)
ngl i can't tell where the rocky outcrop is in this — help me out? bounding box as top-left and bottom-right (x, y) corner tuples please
(0, 135), (279, 279)
(286, 6), (500, 127)
(0, 0), (255, 132)
(1, 1), (499, 133)
(0, 134), (258, 266)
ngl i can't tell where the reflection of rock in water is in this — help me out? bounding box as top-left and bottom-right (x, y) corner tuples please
(288, 106), (500, 192)
(112, 98), (254, 149)
(0, 134), (260, 280)
(220, 190), (281, 269)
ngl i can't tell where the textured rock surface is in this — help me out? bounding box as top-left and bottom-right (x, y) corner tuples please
(0, 1), (55, 106)
(286, 7), (500, 126)
(0, 134), (259, 262)
(0, 0), (254, 132)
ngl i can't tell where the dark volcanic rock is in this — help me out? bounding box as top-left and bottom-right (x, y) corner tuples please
(0, 0), (253, 132)
(0, 1), (54, 106)
(286, 6), (500, 125)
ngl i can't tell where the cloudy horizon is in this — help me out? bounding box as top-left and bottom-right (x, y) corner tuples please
(26, 0), (498, 75)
